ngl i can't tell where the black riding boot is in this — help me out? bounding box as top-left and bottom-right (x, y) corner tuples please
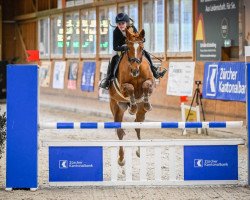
(99, 55), (118, 89)
(143, 50), (167, 79)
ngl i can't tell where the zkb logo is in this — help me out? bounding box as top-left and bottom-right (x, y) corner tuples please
(194, 159), (203, 167)
(59, 160), (68, 169)
(206, 64), (218, 97)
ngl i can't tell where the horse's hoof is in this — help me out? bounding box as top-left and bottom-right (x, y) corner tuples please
(128, 105), (137, 115)
(143, 102), (152, 111)
(118, 158), (125, 166)
(136, 150), (140, 158)
(129, 109), (136, 115)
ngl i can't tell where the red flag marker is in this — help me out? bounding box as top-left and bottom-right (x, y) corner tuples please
(180, 96), (188, 103)
(26, 50), (39, 62)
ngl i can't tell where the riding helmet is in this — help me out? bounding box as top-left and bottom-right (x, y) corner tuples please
(115, 13), (130, 23)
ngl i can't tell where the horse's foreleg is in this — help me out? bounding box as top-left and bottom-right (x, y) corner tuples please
(142, 80), (153, 111)
(121, 83), (137, 115)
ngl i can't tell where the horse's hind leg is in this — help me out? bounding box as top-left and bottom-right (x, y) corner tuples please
(110, 99), (126, 166)
(135, 105), (147, 158)
(142, 80), (153, 111)
(117, 129), (126, 166)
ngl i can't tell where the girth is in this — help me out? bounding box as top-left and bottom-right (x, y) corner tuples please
(111, 78), (144, 104)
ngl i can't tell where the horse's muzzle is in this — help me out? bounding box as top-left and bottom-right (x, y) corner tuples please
(131, 69), (140, 77)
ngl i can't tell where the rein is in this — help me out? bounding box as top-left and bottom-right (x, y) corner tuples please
(146, 51), (164, 63)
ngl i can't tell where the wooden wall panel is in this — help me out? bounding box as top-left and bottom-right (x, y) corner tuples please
(2, 23), (15, 62)
(38, 0), (50, 11)
(1, 0), (14, 20)
(15, 22), (37, 63)
(14, 0), (35, 16)
(50, 0), (58, 9)
(37, 0), (57, 11)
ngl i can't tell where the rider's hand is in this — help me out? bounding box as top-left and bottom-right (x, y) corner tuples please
(121, 45), (129, 51)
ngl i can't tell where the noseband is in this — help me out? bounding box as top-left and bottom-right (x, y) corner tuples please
(128, 57), (141, 64)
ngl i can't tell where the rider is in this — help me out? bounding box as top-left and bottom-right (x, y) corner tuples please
(99, 12), (167, 90)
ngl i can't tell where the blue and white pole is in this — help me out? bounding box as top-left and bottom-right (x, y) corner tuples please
(39, 121), (243, 130)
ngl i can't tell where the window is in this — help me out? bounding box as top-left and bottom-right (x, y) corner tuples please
(142, 0), (165, 53)
(51, 15), (63, 57)
(65, 12), (80, 57)
(99, 5), (116, 54)
(81, 9), (96, 56)
(118, 2), (138, 30)
(167, 0), (192, 53)
(38, 18), (50, 58)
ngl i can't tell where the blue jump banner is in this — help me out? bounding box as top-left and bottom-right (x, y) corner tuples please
(184, 145), (238, 180)
(6, 65), (38, 189)
(49, 147), (103, 182)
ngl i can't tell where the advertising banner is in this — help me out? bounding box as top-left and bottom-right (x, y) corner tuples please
(167, 62), (195, 97)
(195, 0), (239, 60)
(184, 145), (238, 180)
(67, 62), (79, 90)
(202, 62), (246, 102)
(39, 61), (51, 87)
(98, 61), (110, 102)
(52, 61), (66, 89)
(81, 62), (96, 92)
(49, 146), (103, 182)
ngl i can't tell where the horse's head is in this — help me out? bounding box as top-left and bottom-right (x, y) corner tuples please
(125, 28), (145, 77)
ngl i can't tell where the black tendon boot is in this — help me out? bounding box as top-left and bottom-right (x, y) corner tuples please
(143, 51), (167, 79)
(99, 56), (118, 89)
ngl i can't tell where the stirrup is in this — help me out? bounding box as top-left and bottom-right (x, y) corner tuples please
(158, 68), (167, 78)
(99, 78), (111, 90)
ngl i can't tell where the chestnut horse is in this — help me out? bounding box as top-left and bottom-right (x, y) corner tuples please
(109, 28), (155, 166)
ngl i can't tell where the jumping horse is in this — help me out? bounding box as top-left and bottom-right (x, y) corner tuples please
(109, 28), (155, 166)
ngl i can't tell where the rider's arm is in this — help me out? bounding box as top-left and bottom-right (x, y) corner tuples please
(113, 28), (128, 52)
(114, 45), (128, 52)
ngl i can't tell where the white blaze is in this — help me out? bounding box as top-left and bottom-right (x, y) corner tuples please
(134, 43), (139, 58)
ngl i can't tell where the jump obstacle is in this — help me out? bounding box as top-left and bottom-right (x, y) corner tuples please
(5, 64), (250, 190)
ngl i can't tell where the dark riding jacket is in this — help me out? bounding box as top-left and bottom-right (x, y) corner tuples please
(113, 26), (137, 52)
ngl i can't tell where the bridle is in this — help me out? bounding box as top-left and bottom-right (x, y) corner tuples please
(125, 39), (145, 65)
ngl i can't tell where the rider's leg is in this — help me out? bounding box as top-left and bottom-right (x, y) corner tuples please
(99, 55), (119, 89)
(143, 50), (167, 79)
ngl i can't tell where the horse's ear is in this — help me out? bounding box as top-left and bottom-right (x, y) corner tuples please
(126, 28), (132, 38)
(139, 29), (145, 39)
